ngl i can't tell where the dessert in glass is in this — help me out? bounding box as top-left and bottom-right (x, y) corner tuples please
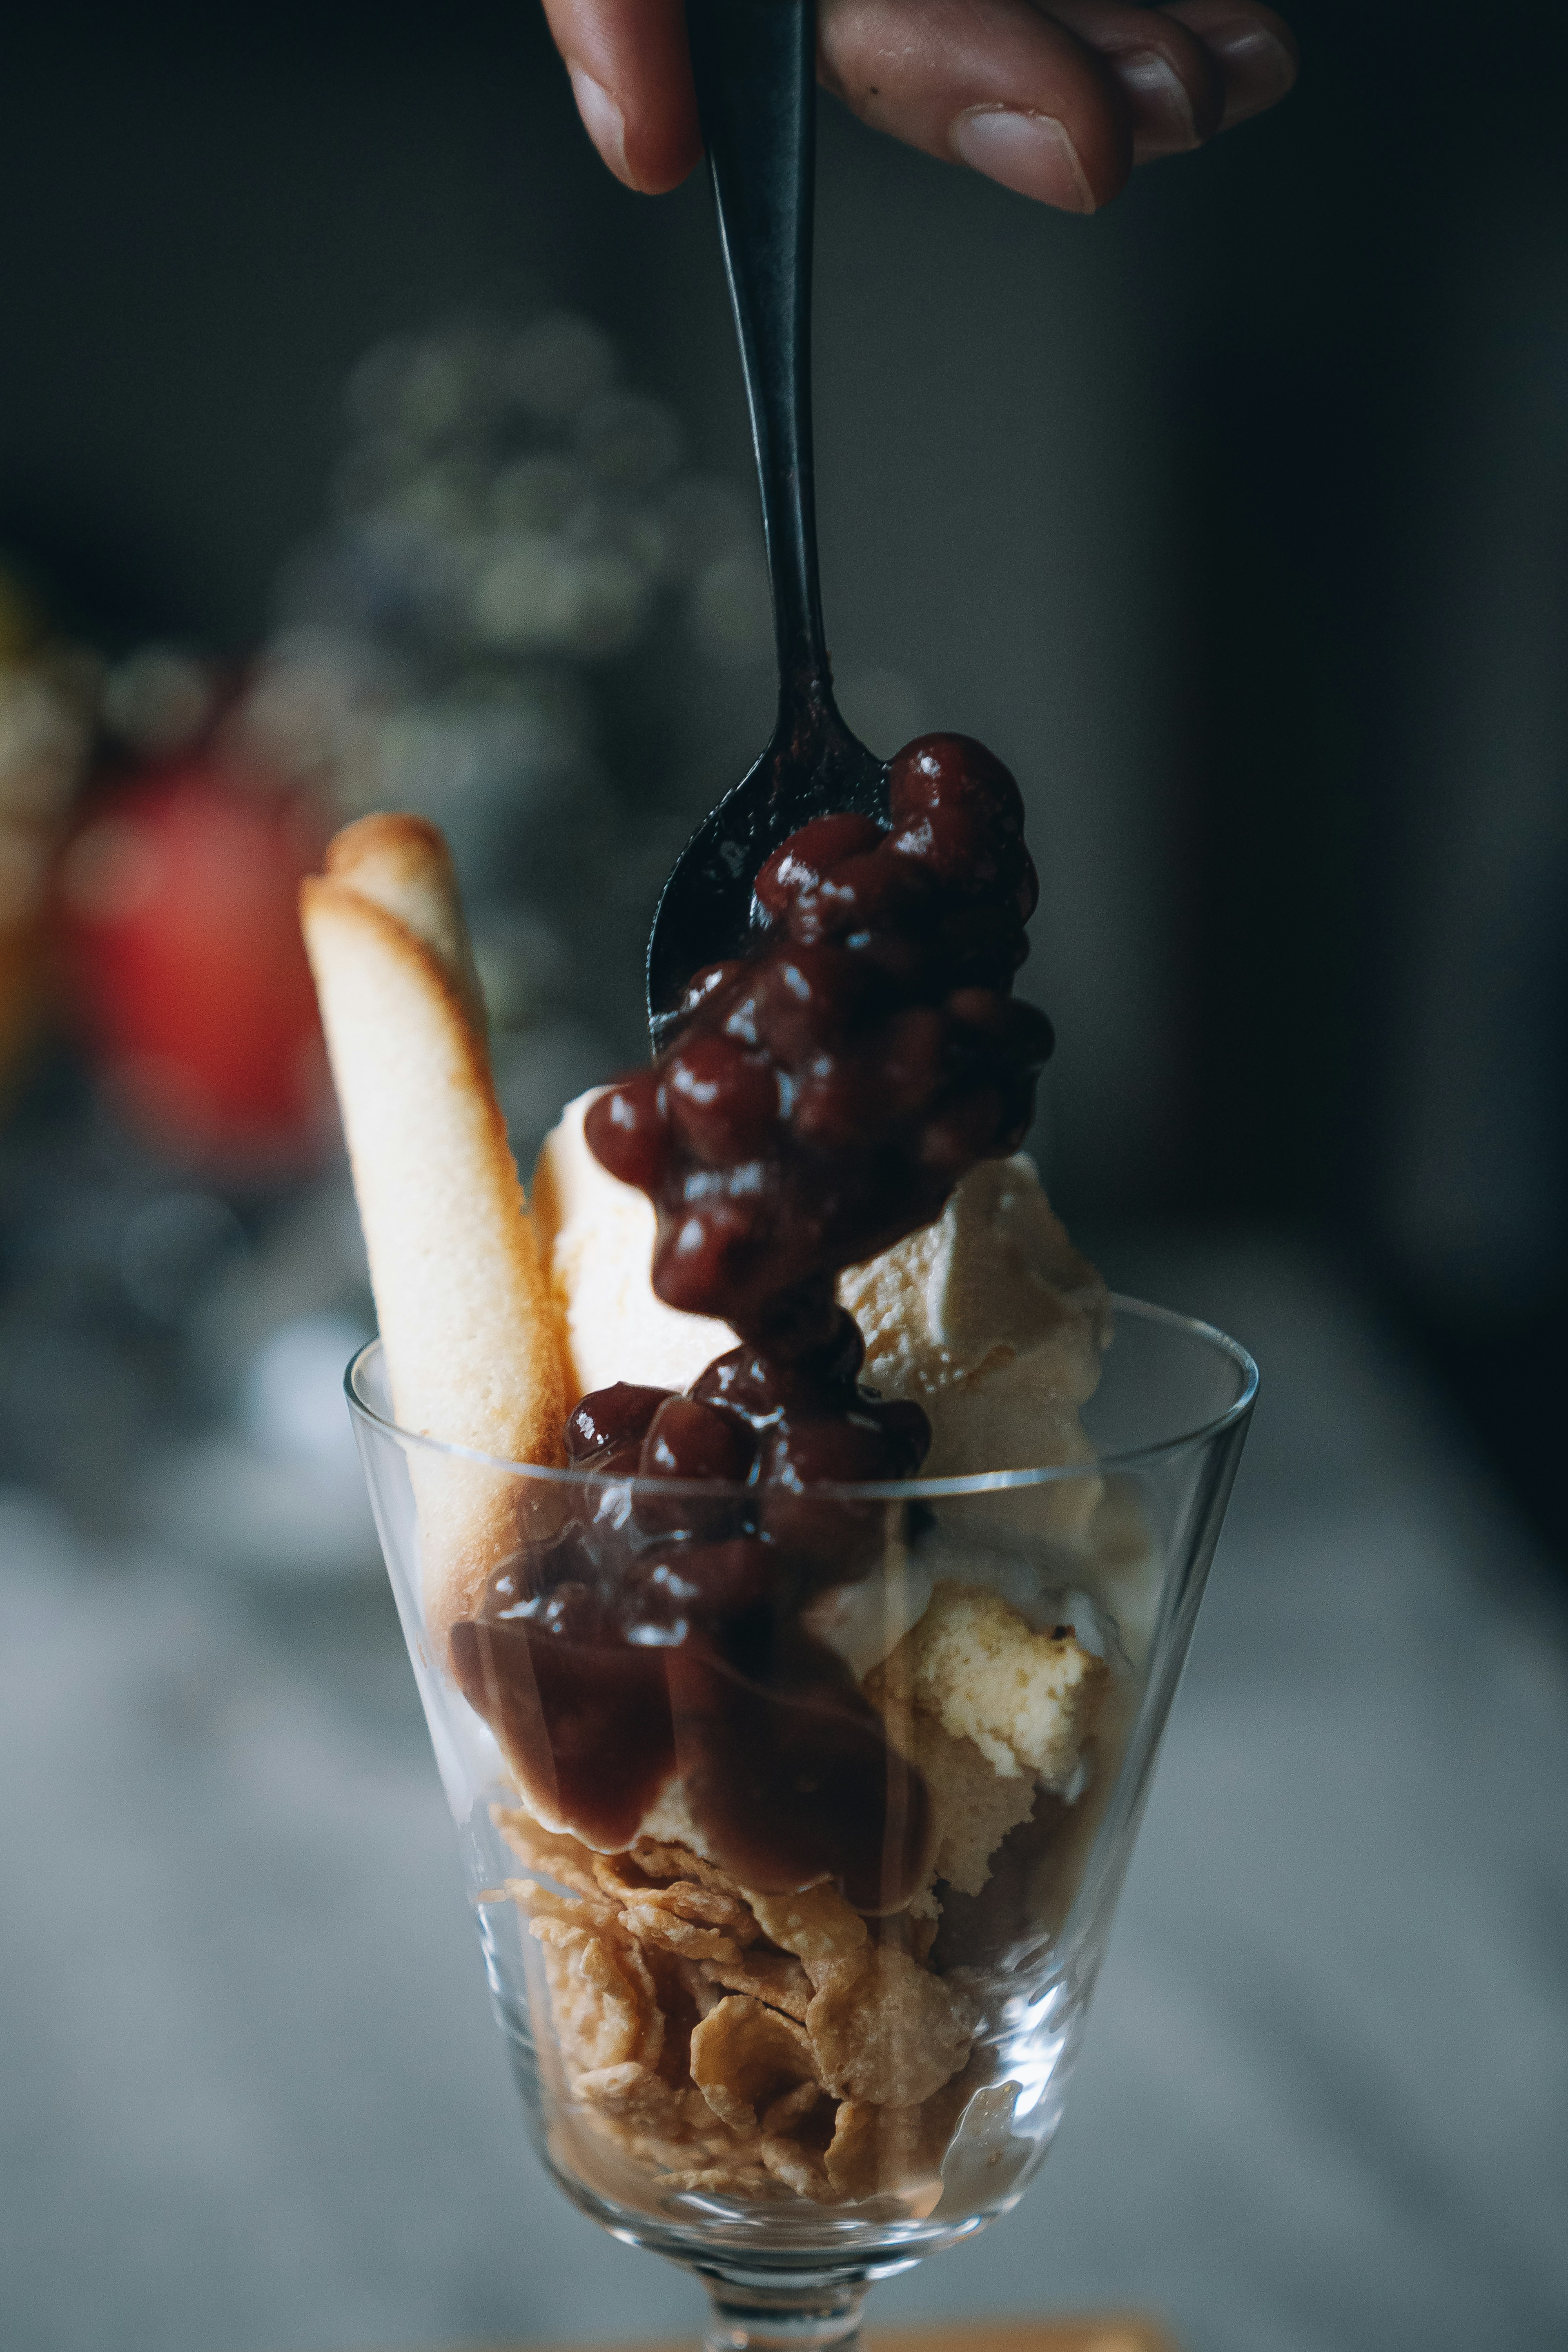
(302, 738), (1256, 2352)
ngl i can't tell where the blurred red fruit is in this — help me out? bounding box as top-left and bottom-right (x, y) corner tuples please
(56, 758), (333, 1172)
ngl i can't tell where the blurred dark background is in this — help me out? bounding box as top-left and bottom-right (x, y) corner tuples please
(3, 0), (1565, 1546)
(2, 6), (1566, 2351)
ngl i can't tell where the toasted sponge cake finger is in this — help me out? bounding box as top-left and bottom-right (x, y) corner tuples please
(301, 817), (566, 1639)
(323, 812), (486, 1028)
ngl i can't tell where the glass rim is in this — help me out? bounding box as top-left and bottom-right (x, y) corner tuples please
(343, 1293), (1258, 1501)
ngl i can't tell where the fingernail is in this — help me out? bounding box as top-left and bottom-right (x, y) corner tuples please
(951, 107), (1096, 214)
(567, 64), (631, 183)
(1203, 23), (1298, 127)
(1113, 48), (1199, 161)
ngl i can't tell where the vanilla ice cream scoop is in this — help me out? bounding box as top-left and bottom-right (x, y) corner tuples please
(839, 1154), (1109, 1477)
(532, 1089), (732, 1398)
(534, 1090), (1109, 1477)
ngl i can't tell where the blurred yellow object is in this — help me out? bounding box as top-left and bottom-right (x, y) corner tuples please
(0, 563), (44, 663)
(0, 654), (99, 827)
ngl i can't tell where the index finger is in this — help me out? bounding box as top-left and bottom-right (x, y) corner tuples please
(539, 0), (702, 193)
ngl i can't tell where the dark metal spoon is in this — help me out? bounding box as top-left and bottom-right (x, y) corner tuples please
(646, 0), (886, 1047)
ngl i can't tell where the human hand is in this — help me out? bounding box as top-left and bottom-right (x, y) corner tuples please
(539, 0), (1298, 211)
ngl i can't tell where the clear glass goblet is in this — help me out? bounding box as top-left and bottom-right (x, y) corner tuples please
(347, 1298), (1256, 2352)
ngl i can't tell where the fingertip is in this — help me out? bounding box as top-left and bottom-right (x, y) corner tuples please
(821, 0), (1131, 216)
(567, 64), (633, 186)
(1047, 2), (1223, 162)
(950, 106), (1103, 214)
(546, 0), (703, 194)
(623, 123), (706, 196)
(565, 64), (702, 194)
(1159, 2), (1298, 128)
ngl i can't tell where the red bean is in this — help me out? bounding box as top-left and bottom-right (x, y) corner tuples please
(666, 1034), (780, 1162)
(754, 811), (883, 918)
(584, 1071), (667, 1190)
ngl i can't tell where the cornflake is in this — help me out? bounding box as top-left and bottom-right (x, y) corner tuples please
(806, 1946), (976, 2106)
(690, 1994), (822, 2131)
(575, 2060), (709, 2139)
(509, 1871), (621, 1938)
(824, 2100), (922, 2200)
(760, 2132), (832, 2201)
(592, 1849), (756, 1928)
(758, 2079), (839, 2203)
(630, 1837), (752, 1894)
(745, 1883), (867, 1982)
(515, 1820), (990, 2212)
(699, 1950), (814, 2022)
(496, 1809), (604, 1899)
(530, 1917), (660, 2075)
(663, 2162), (788, 2200)
(760, 2079), (826, 2136)
(615, 1900), (750, 1963)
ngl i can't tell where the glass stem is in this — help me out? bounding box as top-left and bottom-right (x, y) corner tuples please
(701, 2271), (868, 2352)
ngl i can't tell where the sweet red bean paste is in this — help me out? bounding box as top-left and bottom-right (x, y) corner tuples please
(451, 736), (1052, 1910)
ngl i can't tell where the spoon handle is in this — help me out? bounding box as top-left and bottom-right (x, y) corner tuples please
(687, 0), (829, 716)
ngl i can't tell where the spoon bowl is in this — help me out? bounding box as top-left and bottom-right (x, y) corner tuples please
(646, 0), (884, 1045)
(646, 691), (885, 1048)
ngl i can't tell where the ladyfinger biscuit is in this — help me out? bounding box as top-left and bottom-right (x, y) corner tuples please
(301, 818), (566, 1636)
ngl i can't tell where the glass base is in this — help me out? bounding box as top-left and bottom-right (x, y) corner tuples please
(700, 2272), (868, 2352)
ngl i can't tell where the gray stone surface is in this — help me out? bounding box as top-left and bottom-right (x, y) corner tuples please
(2, 1240), (1565, 2352)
